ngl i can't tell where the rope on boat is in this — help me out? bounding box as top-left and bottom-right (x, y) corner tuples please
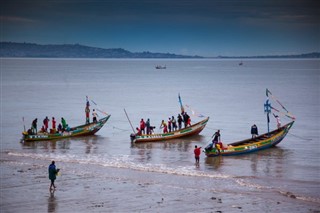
(266, 89), (295, 120)
(288, 132), (312, 141)
(112, 126), (130, 132)
(184, 104), (206, 118)
(87, 96), (109, 116)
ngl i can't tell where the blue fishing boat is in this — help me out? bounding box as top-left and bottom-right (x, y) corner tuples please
(205, 89), (295, 157)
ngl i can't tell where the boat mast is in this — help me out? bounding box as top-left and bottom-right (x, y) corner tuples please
(264, 89), (272, 135)
(178, 93), (184, 114)
(124, 108), (136, 134)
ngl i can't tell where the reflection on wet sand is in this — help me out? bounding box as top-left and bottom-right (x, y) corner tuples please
(130, 135), (205, 162)
(21, 135), (107, 154)
(48, 191), (57, 213)
(21, 139), (71, 152)
(204, 146), (286, 174)
(205, 156), (224, 170)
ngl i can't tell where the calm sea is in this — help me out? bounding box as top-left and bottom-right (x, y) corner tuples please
(1, 58), (319, 212)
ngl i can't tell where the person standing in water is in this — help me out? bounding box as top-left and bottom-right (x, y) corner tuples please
(194, 145), (202, 165)
(48, 161), (59, 191)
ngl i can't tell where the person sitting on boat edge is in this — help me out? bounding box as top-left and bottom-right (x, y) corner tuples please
(40, 125), (46, 133)
(251, 124), (258, 138)
(65, 124), (71, 132)
(26, 128), (34, 135)
(57, 123), (63, 133)
(135, 127), (142, 136)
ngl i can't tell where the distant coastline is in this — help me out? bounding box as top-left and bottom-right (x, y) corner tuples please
(1, 42), (319, 59)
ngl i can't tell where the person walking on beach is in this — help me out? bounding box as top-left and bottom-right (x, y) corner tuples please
(48, 161), (59, 191)
(194, 145), (202, 165)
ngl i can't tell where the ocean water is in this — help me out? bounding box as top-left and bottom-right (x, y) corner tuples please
(1, 58), (319, 212)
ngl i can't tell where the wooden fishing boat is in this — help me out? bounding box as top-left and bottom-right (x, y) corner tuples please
(204, 121), (294, 157)
(130, 117), (209, 143)
(205, 88), (295, 157)
(22, 115), (111, 142)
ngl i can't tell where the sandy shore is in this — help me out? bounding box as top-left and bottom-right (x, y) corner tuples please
(1, 152), (319, 213)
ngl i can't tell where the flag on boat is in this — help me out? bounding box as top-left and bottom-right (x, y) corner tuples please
(178, 93), (185, 114)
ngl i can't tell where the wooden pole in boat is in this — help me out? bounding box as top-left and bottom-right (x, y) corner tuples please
(22, 117), (26, 132)
(264, 98), (271, 136)
(123, 108), (136, 134)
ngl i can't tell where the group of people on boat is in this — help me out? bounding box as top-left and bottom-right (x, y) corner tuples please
(135, 112), (191, 136)
(85, 99), (98, 124)
(27, 117), (69, 135)
(26, 100), (101, 136)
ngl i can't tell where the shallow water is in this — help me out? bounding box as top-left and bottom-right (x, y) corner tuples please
(1, 58), (319, 212)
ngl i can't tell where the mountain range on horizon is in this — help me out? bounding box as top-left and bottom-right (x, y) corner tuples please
(1, 42), (319, 59)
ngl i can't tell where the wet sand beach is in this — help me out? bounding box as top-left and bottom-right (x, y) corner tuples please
(1, 152), (319, 213)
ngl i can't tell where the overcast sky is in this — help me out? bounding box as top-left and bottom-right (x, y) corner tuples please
(1, 0), (319, 57)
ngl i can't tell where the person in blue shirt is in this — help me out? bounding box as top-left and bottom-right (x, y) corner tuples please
(48, 161), (59, 191)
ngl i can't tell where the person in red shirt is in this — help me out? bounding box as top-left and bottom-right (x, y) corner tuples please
(43, 116), (49, 132)
(51, 117), (56, 133)
(194, 145), (202, 165)
(135, 127), (142, 136)
(160, 120), (168, 133)
(140, 119), (145, 134)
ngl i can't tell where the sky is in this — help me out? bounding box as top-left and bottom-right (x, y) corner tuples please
(1, 0), (319, 57)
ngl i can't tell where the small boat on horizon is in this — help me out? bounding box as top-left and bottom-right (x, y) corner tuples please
(155, 65), (166, 69)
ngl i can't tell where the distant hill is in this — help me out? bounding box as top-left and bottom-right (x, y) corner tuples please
(217, 52), (320, 59)
(0, 42), (202, 58)
(0, 42), (319, 58)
